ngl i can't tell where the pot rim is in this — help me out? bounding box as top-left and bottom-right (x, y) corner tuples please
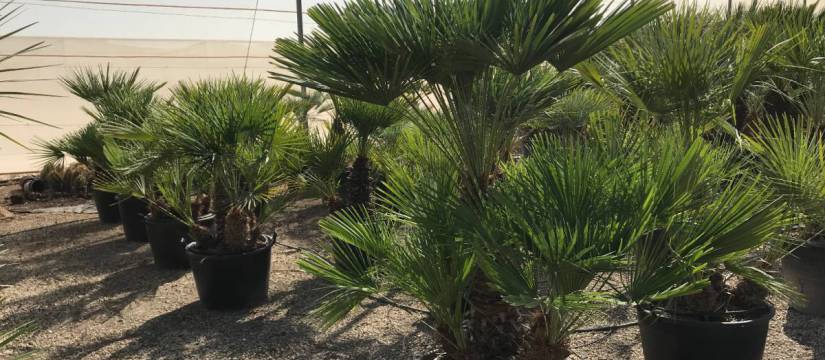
(185, 234), (274, 259)
(637, 303), (775, 326)
(800, 238), (825, 248)
(144, 213), (184, 224)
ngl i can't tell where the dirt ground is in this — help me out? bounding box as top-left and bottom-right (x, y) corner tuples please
(2, 184), (825, 359)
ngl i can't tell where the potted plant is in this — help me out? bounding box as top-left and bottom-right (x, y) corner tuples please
(747, 117), (825, 314)
(616, 130), (793, 360)
(133, 77), (307, 309)
(37, 124), (119, 222)
(37, 66), (163, 225)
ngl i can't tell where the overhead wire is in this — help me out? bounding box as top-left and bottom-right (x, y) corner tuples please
(243, 0), (261, 73)
(2, 0), (315, 23)
(33, 0), (307, 14)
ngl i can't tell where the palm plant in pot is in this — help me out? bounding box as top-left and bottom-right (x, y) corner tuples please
(747, 116), (825, 314)
(94, 150), (209, 268)
(134, 77), (307, 309)
(275, 0), (672, 356)
(618, 129), (794, 360)
(37, 66), (163, 224)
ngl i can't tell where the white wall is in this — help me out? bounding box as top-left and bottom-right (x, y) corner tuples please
(0, 36), (287, 173)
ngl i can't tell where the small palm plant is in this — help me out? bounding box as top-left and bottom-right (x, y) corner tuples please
(470, 124), (791, 359)
(746, 116), (825, 313)
(745, 2), (825, 122)
(620, 130), (793, 309)
(303, 125), (352, 211)
(139, 77), (307, 253)
(467, 132), (648, 359)
(331, 97), (407, 209)
(299, 139), (473, 357)
(37, 66), (162, 174)
(587, 5), (783, 133)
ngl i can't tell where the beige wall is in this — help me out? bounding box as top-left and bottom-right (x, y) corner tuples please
(0, 36), (287, 173)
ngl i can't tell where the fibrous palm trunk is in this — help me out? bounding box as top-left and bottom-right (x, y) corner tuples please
(518, 309), (570, 360)
(465, 275), (523, 359)
(346, 155), (371, 208)
(333, 154), (373, 274)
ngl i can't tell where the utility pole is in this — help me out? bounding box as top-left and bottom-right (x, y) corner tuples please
(297, 0), (306, 97)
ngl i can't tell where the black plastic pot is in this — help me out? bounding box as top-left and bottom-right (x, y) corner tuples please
(638, 305), (774, 360)
(782, 240), (825, 315)
(92, 189), (120, 223)
(146, 216), (190, 269)
(118, 196), (148, 243)
(186, 235), (274, 310)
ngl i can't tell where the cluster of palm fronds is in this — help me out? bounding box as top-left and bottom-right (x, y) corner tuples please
(272, 1), (824, 359)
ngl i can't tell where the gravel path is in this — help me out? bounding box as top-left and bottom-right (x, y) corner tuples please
(2, 184), (825, 359)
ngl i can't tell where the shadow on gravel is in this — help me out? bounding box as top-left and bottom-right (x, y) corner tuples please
(2, 260), (186, 332)
(0, 220), (145, 285)
(783, 309), (825, 359)
(51, 277), (430, 360)
(0, 217), (108, 239)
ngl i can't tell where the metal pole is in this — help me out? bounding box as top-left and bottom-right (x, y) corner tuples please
(297, 0), (306, 97)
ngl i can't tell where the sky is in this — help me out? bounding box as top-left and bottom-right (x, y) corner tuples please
(7, 0), (344, 41)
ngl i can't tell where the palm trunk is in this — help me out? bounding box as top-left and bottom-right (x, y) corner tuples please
(333, 154), (373, 274)
(518, 309), (570, 360)
(462, 168), (522, 360)
(465, 275), (523, 359)
(347, 155), (371, 208)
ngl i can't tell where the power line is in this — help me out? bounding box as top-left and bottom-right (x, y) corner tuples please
(8, 0), (313, 23)
(243, 0), (261, 73)
(4, 53), (274, 59)
(35, 0), (307, 14)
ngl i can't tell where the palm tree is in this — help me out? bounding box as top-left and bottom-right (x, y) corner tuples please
(275, 0), (672, 357)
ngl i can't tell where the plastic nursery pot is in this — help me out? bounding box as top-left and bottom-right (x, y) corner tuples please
(118, 196), (148, 243)
(637, 305), (774, 360)
(186, 234), (274, 310)
(145, 215), (190, 269)
(782, 240), (825, 315)
(92, 189), (120, 224)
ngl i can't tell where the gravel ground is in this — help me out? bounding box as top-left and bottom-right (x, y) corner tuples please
(2, 184), (825, 359)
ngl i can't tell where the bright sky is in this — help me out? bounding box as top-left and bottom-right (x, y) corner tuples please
(8, 0), (344, 41)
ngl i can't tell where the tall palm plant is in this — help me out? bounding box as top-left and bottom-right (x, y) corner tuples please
(275, 0), (672, 357)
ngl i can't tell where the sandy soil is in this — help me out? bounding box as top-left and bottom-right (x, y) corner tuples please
(1, 184), (825, 359)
